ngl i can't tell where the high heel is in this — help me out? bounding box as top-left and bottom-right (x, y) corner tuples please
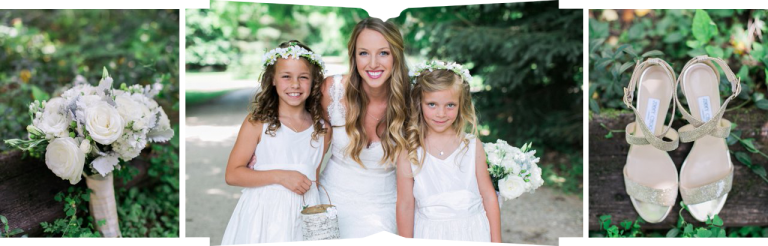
(622, 58), (680, 223)
(675, 55), (741, 222)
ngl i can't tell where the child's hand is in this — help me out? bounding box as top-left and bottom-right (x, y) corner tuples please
(246, 154), (257, 169)
(277, 170), (312, 195)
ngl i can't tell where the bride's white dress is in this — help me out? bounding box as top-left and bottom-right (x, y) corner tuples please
(318, 74), (397, 238)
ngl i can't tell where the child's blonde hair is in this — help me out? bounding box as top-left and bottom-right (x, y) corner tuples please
(248, 40), (327, 142)
(406, 68), (478, 169)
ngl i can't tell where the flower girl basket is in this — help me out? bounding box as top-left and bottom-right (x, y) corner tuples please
(300, 183), (340, 240)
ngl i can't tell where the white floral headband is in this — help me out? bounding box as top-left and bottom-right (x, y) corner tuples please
(261, 42), (327, 73)
(409, 60), (472, 84)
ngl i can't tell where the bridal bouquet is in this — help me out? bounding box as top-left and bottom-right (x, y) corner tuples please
(5, 67), (174, 184)
(485, 140), (544, 200)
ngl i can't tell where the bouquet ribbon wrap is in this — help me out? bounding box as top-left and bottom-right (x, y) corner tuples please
(85, 173), (121, 237)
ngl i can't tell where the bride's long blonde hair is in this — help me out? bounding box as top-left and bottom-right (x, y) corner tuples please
(344, 18), (410, 166)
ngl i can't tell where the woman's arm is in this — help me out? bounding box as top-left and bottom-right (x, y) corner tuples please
(475, 139), (501, 243)
(395, 150), (416, 238)
(224, 116), (312, 195)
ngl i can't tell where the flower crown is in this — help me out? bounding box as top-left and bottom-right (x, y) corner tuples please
(409, 60), (472, 84)
(262, 42), (326, 73)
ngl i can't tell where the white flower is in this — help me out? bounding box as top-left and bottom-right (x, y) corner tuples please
(85, 101), (124, 145)
(498, 175), (526, 200)
(530, 165), (544, 188)
(325, 206), (338, 219)
(45, 137), (85, 185)
(112, 131), (146, 161)
(91, 154), (119, 176)
(75, 94), (103, 123)
(34, 98), (71, 139)
(79, 139), (91, 154)
(114, 93), (152, 132)
(503, 158), (521, 174)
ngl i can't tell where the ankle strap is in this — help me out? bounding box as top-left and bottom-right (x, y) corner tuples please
(675, 56), (742, 142)
(623, 58), (679, 151)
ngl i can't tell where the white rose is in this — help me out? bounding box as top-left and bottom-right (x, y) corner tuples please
(85, 101), (124, 145)
(498, 176), (526, 201)
(34, 98), (71, 139)
(115, 93), (152, 131)
(45, 137), (85, 185)
(530, 165), (544, 188)
(75, 95), (103, 123)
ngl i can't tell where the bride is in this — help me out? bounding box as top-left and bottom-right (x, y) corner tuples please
(319, 17), (411, 238)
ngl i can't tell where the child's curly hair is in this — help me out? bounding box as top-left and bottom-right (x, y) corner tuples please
(249, 40), (327, 142)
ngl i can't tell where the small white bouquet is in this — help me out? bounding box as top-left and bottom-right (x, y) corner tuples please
(5, 67), (174, 184)
(485, 140), (543, 201)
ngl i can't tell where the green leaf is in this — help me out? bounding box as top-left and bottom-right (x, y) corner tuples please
(727, 130), (741, 145)
(641, 50), (664, 58)
(713, 215), (724, 226)
(684, 224), (694, 234)
(619, 62), (635, 74)
(667, 228), (680, 237)
(0, 215), (7, 225)
(735, 152), (752, 166)
(30, 85), (50, 101)
(692, 9), (718, 43)
(599, 215), (612, 230)
(605, 131), (613, 139)
(628, 23), (646, 39)
(751, 165), (767, 177)
(687, 40), (702, 49)
(756, 99), (768, 110)
(589, 99), (601, 114)
(705, 45), (724, 58)
(614, 44), (630, 59)
(696, 228), (712, 237)
(620, 220), (633, 230)
(742, 138), (758, 153)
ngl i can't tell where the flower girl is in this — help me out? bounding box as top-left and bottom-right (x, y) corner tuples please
(221, 40), (331, 244)
(395, 61), (501, 242)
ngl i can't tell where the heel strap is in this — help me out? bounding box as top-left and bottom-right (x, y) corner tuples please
(675, 56), (742, 142)
(623, 58), (680, 151)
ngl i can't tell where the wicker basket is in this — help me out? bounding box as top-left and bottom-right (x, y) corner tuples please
(300, 183), (340, 240)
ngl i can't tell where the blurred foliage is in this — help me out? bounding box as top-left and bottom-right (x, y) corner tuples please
(589, 9), (768, 114)
(0, 10), (179, 149)
(186, 1), (368, 77)
(393, 2), (583, 193)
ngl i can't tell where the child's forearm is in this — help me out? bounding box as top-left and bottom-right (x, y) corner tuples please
(396, 198), (415, 238)
(483, 193), (502, 242)
(225, 167), (282, 188)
